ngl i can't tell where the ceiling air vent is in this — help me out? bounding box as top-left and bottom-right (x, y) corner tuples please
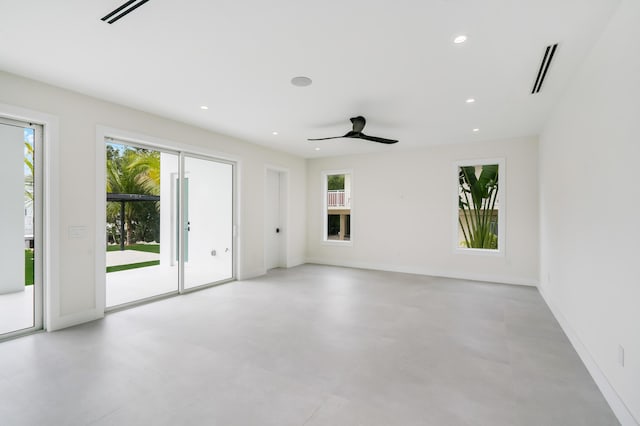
(531, 43), (558, 94)
(101, 0), (150, 24)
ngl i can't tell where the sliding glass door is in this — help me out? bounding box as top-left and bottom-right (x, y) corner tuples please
(0, 118), (42, 337)
(105, 141), (179, 307)
(104, 139), (234, 308)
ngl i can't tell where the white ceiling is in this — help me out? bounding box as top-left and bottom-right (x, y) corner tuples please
(0, 0), (619, 158)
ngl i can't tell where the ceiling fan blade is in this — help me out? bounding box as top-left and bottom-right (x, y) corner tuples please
(359, 133), (399, 144)
(307, 136), (344, 141)
(309, 130), (359, 140)
(307, 116), (398, 145)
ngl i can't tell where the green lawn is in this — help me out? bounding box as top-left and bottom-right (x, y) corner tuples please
(25, 249), (34, 286)
(107, 260), (160, 273)
(24, 246), (162, 283)
(107, 243), (160, 253)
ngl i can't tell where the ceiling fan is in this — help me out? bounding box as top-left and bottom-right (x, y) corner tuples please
(308, 116), (398, 144)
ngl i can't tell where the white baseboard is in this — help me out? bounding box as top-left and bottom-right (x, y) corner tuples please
(304, 258), (537, 287)
(240, 259), (306, 281)
(47, 308), (104, 332)
(237, 268), (265, 281)
(287, 257), (306, 268)
(539, 287), (638, 426)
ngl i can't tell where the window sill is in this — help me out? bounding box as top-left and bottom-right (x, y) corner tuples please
(455, 247), (504, 257)
(322, 240), (353, 247)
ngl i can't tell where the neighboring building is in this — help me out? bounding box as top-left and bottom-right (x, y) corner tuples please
(327, 174), (351, 240)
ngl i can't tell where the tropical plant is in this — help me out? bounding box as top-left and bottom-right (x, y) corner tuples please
(129, 151), (160, 195)
(24, 138), (34, 205)
(458, 164), (499, 249)
(106, 145), (160, 246)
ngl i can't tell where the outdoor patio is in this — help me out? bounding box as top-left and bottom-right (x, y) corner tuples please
(0, 286), (33, 335)
(107, 247), (232, 305)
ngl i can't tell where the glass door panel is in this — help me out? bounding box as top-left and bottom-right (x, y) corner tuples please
(105, 141), (179, 307)
(183, 156), (233, 289)
(0, 120), (42, 336)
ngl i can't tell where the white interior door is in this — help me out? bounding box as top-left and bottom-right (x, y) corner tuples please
(265, 169), (286, 270)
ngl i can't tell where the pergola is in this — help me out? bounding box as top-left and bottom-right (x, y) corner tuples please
(106, 193), (160, 251)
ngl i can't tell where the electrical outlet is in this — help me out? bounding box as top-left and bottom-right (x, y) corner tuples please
(618, 345), (625, 367)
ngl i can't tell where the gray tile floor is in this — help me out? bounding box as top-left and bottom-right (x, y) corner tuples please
(0, 265), (619, 425)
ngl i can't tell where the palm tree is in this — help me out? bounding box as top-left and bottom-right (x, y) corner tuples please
(129, 151), (160, 195)
(106, 148), (149, 245)
(24, 139), (34, 204)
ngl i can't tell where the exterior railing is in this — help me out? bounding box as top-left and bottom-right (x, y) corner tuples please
(327, 190), (349, 208)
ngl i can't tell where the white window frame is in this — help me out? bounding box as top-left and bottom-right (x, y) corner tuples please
(321, 169), (353, 246)
(453, 158), (505, 256)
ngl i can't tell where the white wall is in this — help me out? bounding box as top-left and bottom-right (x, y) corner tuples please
(306, 136), (539, 285)
(0, 123), (25, 294)
(539, 0), (640, 423)
(0, 70), (306, 330)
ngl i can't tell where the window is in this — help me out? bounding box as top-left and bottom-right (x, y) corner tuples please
(323, 171), (352, 243)
(455, 159), (504, 254)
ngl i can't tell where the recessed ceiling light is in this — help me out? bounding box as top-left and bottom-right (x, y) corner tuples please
(473, 128), (480, 132)
(200, 105), (208, 110)
(466, 98), (475, 103)
(291, 76), (313, 87)
(453, 35), (467, 44)
(315, 147), (320, 151)
(272, 131), (278, 136)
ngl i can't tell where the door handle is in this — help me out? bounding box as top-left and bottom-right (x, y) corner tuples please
(276, 228), (280, 233)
